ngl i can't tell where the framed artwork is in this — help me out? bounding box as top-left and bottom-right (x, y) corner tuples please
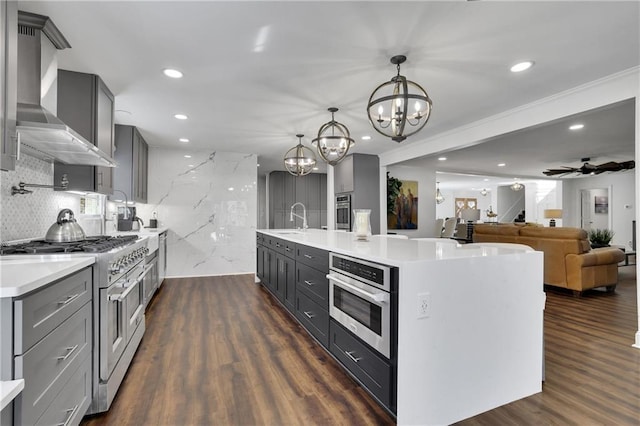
(388, 180), (418, 229)
(594, 196), (608, 214)
(455, 198), (477, 218)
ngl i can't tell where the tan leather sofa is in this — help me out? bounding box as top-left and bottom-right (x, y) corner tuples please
(473, 224), (625, 294)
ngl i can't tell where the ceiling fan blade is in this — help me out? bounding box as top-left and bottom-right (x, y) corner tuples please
(594, 161), (622, 171)
(543, 168), (578, 176)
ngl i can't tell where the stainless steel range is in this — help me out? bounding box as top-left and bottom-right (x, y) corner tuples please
(1, 235), (151, 414)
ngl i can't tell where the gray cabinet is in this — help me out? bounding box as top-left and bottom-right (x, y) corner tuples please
(55, 70), (115, 194)
(0, 1), (18, 171)
(294, 243), (330, 348)
(268, 171), (327, 229)
(113, 125), (148, 203)
(4, 266), (93, 426)
(333, 153), (380, 234)
(158, 231), (167, 287)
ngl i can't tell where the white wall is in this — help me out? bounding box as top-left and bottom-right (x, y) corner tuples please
(386, 165), (436, 237)
(562, 171), (636, 249)
(135, 148), (258, 277)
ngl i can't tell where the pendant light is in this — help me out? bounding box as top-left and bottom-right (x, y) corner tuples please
(480, 188), (488, 196)
(367, 55), (432, 143)
(510, 179), (524, 191)
(284, 134), (316, 176)
(435, 181), (445, 204)
(312, 107), (354, 166)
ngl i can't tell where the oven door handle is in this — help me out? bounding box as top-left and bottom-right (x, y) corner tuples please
(327, 274), (389, 304)
(108, 265), (153, 302)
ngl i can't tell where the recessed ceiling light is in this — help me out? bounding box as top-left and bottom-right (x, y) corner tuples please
(510, 61), (534, 73)
(188, 164), (194, 167)
(569, 124), (584, 130)
(184, 154), (191, 158)
(228, 187), (235, 191)
(438, 157), (447, 161)
(174, 114), (188, 120)
(361, 136), (371, 141)
(312, 167), (319, 171)
(179, 138), (189, 143)
(163, 68), (183, 78)
(483, 178), (490, 182)
(498, 163), (506, 167)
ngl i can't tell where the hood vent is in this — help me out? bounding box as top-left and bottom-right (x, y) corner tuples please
(16, 11), (116, 167)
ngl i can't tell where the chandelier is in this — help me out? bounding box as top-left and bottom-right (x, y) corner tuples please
(435, 181), (445, 204)
(284, 134), (316, 176)
(511, 180), (524, 191)
(367, 55), (432, 142)
(312, 107), (354, 166)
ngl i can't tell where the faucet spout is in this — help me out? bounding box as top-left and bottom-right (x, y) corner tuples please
(290, 202), (308, 230)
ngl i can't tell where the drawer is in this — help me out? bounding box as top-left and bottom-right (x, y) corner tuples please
(34, 355), (91, 426)
(256, 232), (264, 245)
(282, 240), (296, 258)
(296, 262), (329, 309)
(295, 291), (329, 348)
(330, 320), (393, 410)
(15, 302), (92, 426)
(266, 236), (286, 255)
(14, 266), (92, 354)
(295, 244), (329, 271)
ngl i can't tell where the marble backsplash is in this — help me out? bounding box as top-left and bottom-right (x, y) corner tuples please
(134, 148), (257, 277)
(0, 155), (88, 242)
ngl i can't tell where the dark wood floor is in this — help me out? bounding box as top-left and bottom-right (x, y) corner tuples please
(83, 266), (639, 426)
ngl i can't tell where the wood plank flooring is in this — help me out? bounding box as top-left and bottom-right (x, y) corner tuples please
(83, 266), (639, 426)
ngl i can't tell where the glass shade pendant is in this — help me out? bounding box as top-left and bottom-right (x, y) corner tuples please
(284, 134), (316, 177)
(312, 107), (354, 166)
(367, 55), (432, 143)
(435, 181), (445, 204)
(480, 188), (488, 196)
(511, 180), (524, 191)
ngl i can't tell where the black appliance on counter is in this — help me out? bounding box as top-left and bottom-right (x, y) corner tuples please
(117, 206), (136, 231)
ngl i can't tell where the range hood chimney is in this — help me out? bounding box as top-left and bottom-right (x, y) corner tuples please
(16, 11), (116, 167)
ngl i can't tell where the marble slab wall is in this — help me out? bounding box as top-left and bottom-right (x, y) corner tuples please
(1, 155), (85, 242)
(134, 148), (257, 277)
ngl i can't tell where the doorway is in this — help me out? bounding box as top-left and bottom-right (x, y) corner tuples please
(580, 188), (610, 231)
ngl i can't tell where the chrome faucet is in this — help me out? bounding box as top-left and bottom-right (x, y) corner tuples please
(290, 202), (308, 230)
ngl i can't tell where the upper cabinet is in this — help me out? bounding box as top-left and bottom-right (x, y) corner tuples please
(268, 171), (327, 229)
(54, 70), (115, 194)
(0, 1), (18, 171)
(334, 153), (379, 195)
(113, 124), (148, 203)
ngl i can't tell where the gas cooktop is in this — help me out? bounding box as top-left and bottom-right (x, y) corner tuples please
(0, 235), (139, 255)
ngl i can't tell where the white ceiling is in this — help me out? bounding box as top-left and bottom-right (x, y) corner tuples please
(18, 1), (639, 182)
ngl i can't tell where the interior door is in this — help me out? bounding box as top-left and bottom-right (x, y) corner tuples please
(580, 190), (592, 230)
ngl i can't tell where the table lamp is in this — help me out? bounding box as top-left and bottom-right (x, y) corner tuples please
(544, 209), (563, 227)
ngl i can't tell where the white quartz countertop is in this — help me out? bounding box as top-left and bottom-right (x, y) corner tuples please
(0, 255), (95, 298)
(259, 229), (532, 267)
(108, 227), (168, 236)
(0, 379), (24, 411)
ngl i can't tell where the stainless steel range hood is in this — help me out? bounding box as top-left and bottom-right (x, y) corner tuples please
(16, 11), (116, 167)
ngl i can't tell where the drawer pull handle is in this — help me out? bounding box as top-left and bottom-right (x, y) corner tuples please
(303, 254), (314, 259)
(57, 293), (80, 306)
(304, 280), (314, 286)
(55, 404), (79, 426)
(345, 350), (362, 363)
(56, 345), (79, 361)
(303, 311), (315, 319)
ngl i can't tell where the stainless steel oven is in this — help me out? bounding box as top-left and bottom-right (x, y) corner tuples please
(328, 253), (396, 359)
(336, 194), (351, 230)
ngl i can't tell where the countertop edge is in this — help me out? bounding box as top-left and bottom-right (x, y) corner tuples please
(0, 256), (95, 298)
(0, 379), (24, 411)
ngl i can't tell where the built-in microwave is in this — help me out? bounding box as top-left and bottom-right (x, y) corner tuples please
(336, 194), (351, 230)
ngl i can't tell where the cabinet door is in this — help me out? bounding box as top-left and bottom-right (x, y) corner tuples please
(294, 173), (309, 206)
(0, 0), (18, 171)
(282, 255), (295, 313)
(256, 245), (265, 281)
(95, 77), (114, 195)
(334, 155), (354, 193)
(269, 172), (285, 210)
(132, 129), (142, 201)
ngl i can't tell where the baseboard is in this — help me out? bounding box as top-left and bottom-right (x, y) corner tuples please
(633, 331), (640, 349)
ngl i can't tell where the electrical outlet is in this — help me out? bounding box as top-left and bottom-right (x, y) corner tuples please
(417, 292), (431, 319)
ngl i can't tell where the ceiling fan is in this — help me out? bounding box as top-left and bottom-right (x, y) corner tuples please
(543, 158), (635, 176)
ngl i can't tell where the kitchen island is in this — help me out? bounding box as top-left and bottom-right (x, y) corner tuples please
(257, 229), (545, 425)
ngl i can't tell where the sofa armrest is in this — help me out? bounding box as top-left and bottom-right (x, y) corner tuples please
(567, 247), (625, 268)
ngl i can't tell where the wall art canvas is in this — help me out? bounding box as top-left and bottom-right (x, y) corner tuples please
(389, 180), (418, 229)
(594, 195), (608, 214)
